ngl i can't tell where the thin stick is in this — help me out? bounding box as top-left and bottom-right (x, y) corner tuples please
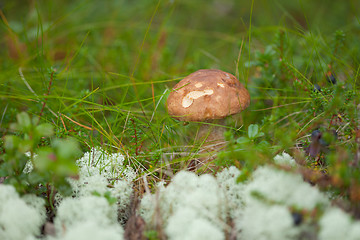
(19, 67), (57, 118)
(60, 113), (93, 130)
(236, 38), (244, 79)
(39, 69), (55, 120)
(0, 104), (8, 127)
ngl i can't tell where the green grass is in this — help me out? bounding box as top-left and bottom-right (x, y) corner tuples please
(1, 0), (360, 218)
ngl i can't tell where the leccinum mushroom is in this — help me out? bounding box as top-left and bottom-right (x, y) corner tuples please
(166, 69), (250, 170)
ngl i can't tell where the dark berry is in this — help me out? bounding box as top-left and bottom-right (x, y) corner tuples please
(292, 212), (303, 226)
(326, 73), (337, 85)
(313, 84), (321, 92)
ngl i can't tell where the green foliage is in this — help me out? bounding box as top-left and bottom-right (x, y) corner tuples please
(236, 167), (251, 183)
(216, 124), (270, 169)
(144, 230), (161, 240)
(92, 191), (118, 206)
(0, 112), (80, 197)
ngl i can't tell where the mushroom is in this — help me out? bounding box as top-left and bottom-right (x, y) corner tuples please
(166, 69), (250, 170)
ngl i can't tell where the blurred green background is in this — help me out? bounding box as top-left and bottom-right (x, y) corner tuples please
(2, 0), (359, 75)
(1, 0), (359, 152)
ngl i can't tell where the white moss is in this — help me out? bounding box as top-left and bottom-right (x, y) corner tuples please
(166, 207), (225, 240)
(216, 166), (244, 219)
(138, 193), (156, 225)
(244, 166), (329, 210)
(0, 185), (46, 240)
(57, 148), (133, 221)
(140, 166), (331, 239)
(69, 170), (109, 197)
(239, 202), (298, 240)
(232, 166), (330, 239)
(22, 194), (47, 222)
(51, 148), (134, 239)
(63, 166), (133, 222)
(54, 196), (119, 236)
(110, 180), (133, 212)
(230, 165), (333, 240)
(140, 170), (226, 237)
(57, 220), (123, 240)
(273, 152), (297, 166)
(76, 147), (135, 182)
(319, 207), (360, 240)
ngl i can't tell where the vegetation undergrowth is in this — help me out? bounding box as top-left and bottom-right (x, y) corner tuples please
(1, 0), (360, 239)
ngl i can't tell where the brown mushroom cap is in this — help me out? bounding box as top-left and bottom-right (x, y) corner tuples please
(166, 69), (250, 121)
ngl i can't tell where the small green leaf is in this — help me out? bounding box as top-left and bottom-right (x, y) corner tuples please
(0, 163), (10, 177)
(35, 123), (54, 137)
(34, 148), (53, 172)
(144, 230), (159, 240)
(3, 135), (21, 151)
(9, 123), (18, 131)
(237, 168), (251, 182)
(256, 132), (265, 138)
(258, 140), (270, 148)
(52, 138), (81, 160)
(224, 130), (233, 141)
(92, 191), (101, 197)
(248, 124), (259, 139)
(27, 172), (44, 185)
(236, 136), (250, 144)
(31, 116), (40, 126)
(16, 112), (31, 131)
(104, 191), (117, 205)
(56, 181), (73, 196)
(18, 139), (33, 153)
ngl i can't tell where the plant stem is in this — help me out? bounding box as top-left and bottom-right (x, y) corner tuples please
(39, 69), (55, 120)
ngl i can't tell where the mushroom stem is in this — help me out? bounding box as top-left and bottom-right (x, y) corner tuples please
(194, 119), (227, 171)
